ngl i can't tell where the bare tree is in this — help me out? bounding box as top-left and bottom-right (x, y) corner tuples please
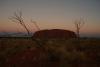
(31, 19), (40, 31)
(9, 11), (30, 36)
(74, 18), (85, 39)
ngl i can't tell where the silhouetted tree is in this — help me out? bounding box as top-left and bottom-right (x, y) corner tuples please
(9, 11), (30, 36)
(31, 19), (40, 31)
(74, 18), (85, 39)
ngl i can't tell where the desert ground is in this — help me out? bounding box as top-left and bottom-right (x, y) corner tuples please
(0, 37), (100, 67)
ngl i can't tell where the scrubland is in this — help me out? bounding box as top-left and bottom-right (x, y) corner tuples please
(0, 37), (100, 67)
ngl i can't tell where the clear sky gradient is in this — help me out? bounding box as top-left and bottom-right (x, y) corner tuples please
(0, 0), (100, 37)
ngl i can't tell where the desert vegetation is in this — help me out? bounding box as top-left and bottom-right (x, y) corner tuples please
(0, 37), (100, 67)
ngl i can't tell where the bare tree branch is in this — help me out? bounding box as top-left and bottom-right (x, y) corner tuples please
(9, 11), (30, 36)
(31, 19), (40, 31)
(74, 18), (85, 39)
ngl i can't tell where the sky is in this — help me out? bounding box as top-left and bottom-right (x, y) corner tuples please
(0, 0), (100, 37)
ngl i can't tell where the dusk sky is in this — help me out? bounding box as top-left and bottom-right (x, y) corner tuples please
(0, 0), (100, 37)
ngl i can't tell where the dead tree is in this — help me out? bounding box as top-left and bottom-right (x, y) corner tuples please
(74, 18), (85, 39)
(9, 11), (30, 36)
(31, 20), (40, 31)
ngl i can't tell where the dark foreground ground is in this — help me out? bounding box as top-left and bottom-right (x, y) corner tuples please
(0, 37), (100, 67)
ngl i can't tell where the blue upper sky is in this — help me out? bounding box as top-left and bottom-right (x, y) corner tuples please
(0, 0), (100, 37)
